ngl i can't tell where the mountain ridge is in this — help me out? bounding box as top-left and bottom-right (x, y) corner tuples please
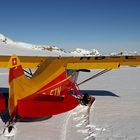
(0, 34), (100, 56)
(0, 33), (139, 56)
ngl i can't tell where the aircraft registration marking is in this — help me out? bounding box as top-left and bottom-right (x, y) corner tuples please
(50, 86), (61, 96)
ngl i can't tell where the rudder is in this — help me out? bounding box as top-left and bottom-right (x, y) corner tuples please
(8, 55), (28, 117)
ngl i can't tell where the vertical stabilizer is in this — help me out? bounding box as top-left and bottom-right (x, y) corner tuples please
(8, 55), (27, 117)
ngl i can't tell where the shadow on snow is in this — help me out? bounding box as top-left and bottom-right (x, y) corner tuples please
(80, 90), (119, 97)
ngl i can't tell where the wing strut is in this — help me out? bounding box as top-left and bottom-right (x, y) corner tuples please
(77, 69), (112, 86)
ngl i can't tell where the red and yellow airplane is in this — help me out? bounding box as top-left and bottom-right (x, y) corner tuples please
(0, 55), (140, 132)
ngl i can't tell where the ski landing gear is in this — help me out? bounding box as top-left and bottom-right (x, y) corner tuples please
(80, 94), (95, 107)
(2, 117), (17, 139)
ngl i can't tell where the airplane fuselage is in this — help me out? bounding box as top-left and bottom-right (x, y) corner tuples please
(0, 69), (80, 121)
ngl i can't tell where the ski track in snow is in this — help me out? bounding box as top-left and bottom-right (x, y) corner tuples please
(61, 111), (72, 140)
(61, 104), (97, 140)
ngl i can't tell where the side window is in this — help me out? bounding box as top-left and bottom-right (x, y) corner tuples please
(66, 69), (78, 82)
(66, 69), (73, 77)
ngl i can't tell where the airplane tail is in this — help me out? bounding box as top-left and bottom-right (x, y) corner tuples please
(8, 55), (31, 117)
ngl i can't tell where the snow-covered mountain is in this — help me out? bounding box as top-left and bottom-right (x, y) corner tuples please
(1, 33), (139, 56)
(0, 34), (65, 52)
(111, 51), (139, 56)
(70, 48), (100, 56)
(0, 34), (13, 44)
(0, 34), (100, 56)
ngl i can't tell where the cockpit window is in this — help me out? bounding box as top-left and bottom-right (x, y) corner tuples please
(66, 69), (79, 83)
(66, 69), (74, 77)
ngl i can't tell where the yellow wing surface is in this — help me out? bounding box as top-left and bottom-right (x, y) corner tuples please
(0, 55), (140, 69)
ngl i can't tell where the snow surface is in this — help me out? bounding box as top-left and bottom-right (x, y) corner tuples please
(0, 67), (140, 140)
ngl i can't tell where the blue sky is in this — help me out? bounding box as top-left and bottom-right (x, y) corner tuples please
(0, 0), (140, 54)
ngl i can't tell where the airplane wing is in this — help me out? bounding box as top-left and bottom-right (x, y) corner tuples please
(0, 55), (140, 69)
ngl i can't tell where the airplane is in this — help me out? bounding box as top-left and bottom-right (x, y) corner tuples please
(0, 54), (140, 136)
